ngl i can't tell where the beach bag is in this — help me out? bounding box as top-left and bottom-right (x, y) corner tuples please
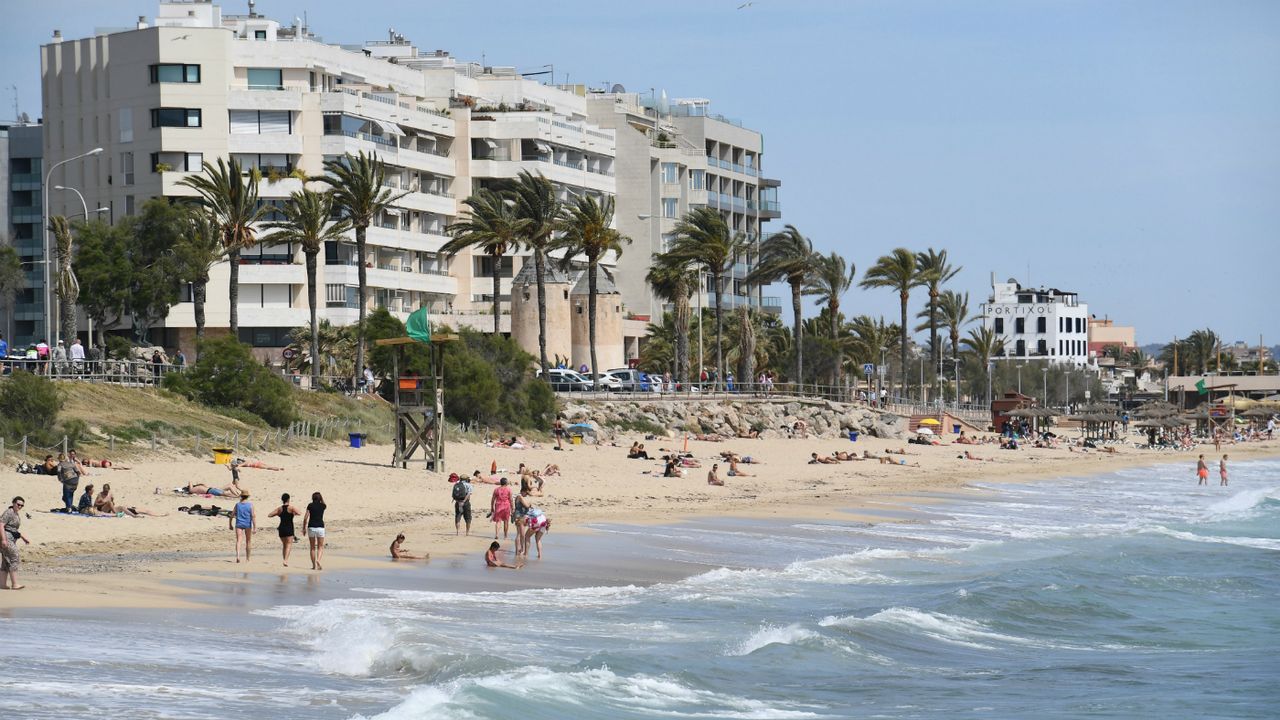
(451, 481), (468, 502)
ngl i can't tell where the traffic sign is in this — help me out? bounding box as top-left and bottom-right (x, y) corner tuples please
(862, 363), (875, 377)
(282, 347), (297, 360)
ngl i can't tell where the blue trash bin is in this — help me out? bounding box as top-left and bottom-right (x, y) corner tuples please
(952, 424), (961, 435)
(349, 432), (364, 448)
(849, 431), (859, 442)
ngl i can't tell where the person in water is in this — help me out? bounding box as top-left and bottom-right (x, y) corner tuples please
(486, 541), (520, 569)
(229, 491), (256, 563)
(267, 493), (301, 566)
(1219, 454), (1229, 487)
(1196, 455), (1209, 486)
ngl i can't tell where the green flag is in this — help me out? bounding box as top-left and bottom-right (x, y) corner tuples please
(1195, 379), (1207, 395)
(406, 307), (431, 344)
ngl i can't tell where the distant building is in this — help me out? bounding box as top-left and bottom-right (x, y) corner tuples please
(2, 122), (44, 345)
(508, 262), (626, 371)
(983, 278), (1091, 365)
(1088, 317), (1136, 356)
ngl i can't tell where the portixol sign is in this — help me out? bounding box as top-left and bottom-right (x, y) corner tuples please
(990, 304), (1050, 315)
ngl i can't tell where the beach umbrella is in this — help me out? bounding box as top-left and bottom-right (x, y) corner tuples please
(916, 427), (935, 435)
(919, 418), (941, 426)
(1005, 409), (1035, 418)
(1138, 401), (1179, 418)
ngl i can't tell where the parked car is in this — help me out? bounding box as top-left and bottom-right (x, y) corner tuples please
(604, 368), (650, 392)
(587, 373), (623, 391)
(537, 368), (593, 392)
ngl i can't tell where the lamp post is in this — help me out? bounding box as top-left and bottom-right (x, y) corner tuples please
(43, 147), (103, 346)
(1042, 366), (1049, 407)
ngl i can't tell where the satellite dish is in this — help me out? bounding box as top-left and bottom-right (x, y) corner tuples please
(610, 83), (625, 94)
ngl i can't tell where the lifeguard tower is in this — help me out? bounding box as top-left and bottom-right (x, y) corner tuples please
(374, 311), (454, 472)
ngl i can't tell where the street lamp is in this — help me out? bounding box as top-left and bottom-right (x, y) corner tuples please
(43, 147), (103, 346)
(1042, 366), (1049, 407)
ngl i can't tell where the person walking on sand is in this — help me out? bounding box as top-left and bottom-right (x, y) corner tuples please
(303, 492), (327, 571)
(552, 415), (566, 451)
(267, 493), (301, 566)
(1196, 455), (1209, 486)
(1213, 429), (1222, 452)
(1219, 454), (1229, 486)
(230, 491), (256, 563)
(1, 497), (29, 589)
(453, 473), (473, 536)
(491, 477), (513, 540)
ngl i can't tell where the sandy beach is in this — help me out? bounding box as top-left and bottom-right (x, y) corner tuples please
(3, 430), (1276, 611)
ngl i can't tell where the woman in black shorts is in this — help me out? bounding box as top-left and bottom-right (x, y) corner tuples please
(267, 493), (301, 567)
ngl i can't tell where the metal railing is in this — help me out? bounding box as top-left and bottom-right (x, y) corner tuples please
(2, 359), (189, 387)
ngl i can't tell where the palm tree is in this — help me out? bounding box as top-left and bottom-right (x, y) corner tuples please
(860, 248), (926, 397)
(802, 251), (855, 389)
(178, 158), (267, 337)
(1126, 348), (1149, 372)
(442, 189), (529, 333)
(0, 244), (23, 333)
(1184, 328), (1219, 374)
(264, 189), (352, 389)
(667, 207), (747, 389)
(507, 171), (561, 378)
(935, 290), (971, 367)
(316, 151), (406, 379)
(915, 248), (960, 394)
(48, 215), (78, 344)
(746, 224), (814, 383)
(646, 255), (697, 385)
(556, 194), (630, 389)
(962, 325), (1005, 406)
(173, 210), (223, 344)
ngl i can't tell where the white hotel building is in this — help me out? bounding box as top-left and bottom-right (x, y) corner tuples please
(983, 279), (1092, 365)
(38, 0), (779, 361)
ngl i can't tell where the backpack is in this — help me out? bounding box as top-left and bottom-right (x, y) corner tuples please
(57, 461), (79, 486)
(451, 481), (468, 503)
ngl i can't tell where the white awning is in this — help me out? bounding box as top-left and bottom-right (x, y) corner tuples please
(374, 119), (404, 137)
(534, 140), (552, 154)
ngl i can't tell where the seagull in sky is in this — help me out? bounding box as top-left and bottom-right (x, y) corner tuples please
(738, 1), (755, 8)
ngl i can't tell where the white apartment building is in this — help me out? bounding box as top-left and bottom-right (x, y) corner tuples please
(41, 1), (458, 355)
(983, 279), (1092, 365)
(585, 91), (782, 322)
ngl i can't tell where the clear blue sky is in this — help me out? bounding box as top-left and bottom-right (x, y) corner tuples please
(4, 0), (1278, 346)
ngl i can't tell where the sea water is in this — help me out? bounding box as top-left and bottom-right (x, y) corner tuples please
(3, 459), (1278, 719)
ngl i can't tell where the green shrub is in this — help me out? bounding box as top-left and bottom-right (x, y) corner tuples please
(163, 336), (297, 427)
(0, 371), (62, 444)
(60, 418), (93, 448)
(105, 335), (134, 360)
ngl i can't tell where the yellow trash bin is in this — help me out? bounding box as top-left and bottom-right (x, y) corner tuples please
(212, 447), (233, 465)
(570, 435), (583, 445)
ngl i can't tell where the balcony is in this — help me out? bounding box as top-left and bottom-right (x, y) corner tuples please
(229, 133), (303, 155)
(759, 200), (781, 219)
(323, 263), (457, 296)
(228, 87), (303, 111)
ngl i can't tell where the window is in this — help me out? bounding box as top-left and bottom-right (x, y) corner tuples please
(151, 107), (202, 128)
(661, 197), (678, 218)
(185, 152), (203, 172)
(1015, 339), (1026, 356)
(1076, 317), (1084, 333)
(118, 107), (133, 143)
(690, 169), (705, 190)
(994, 318), (1004, 334)
(246, 68), (283, 90)
(1037, 339), (1048, 355)
(124, 195), (135, 216)
(254, 30), (267, 40)
(661, 162), (679, 183)
(238, 327), (292, 347)
(1014, 317), (1025, 334)
(121, 152), (134, 185)
(150, 64), (200, 83)
(1036, 316), (1046, 333)
(230, 110), (291, 134)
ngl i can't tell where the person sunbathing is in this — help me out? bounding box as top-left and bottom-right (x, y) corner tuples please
(95, 484), (120, 514)
(727, 458), (752, 477)
(832, 451), (862, 461)
(543, 464), (561, 476)
(232, 458), (283, 471)
(955, 432), (976, 445)
(692, 433), (724, 442)
(707, 464), (725, 486)
(80, 457), (129, 470)
(809, 452), (839, 465)
(40, 455), (58, 475)
(886, 448), (916, 456)
(720, 451), (761, 464)
(960, 451), (991, 462)
(736, 428), (760, 439)
(185, 479), (244, 498)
